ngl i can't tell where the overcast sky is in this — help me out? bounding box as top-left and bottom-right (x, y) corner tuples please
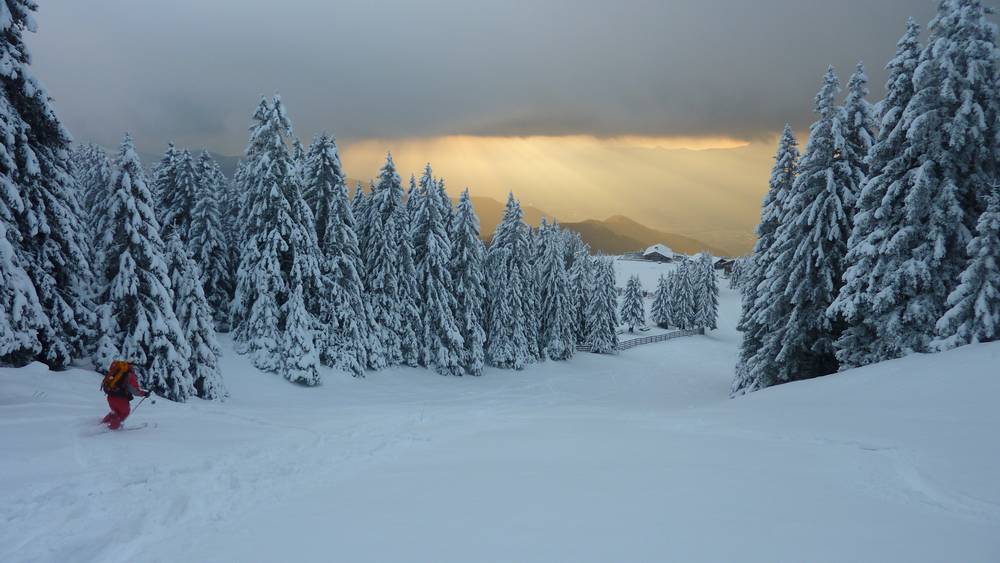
(30, 0), (950, 155)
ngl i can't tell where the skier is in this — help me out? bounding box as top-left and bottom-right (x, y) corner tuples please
(100, 360), (150, 430)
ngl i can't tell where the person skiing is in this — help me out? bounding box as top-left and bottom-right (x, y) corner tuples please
(100, 360), (150, 430)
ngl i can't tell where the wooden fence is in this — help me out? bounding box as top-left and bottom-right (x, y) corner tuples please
(576, 327), (705, 353)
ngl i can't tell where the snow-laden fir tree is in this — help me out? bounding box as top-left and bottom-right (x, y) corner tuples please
(413, 173), (464, 375)
(620, 274), (645, 333)
(695, 253), (719, 331)
(830, 20), (922, 369)
(569, 249), (594, 344)
(0, 1), (95, 367)
(190, 151), (232, 330)
(359, 154), (406, 367)
(70, 144), (112, 216)
(841, 63), (875, 186)
(733, 125), (800, 393)
(282, 284), (321, 386)
(834, 3), (1000, 367)
(395, 199), (424, 367)
(352, 181), (368, 230)
(749, 68), (857, 388)
(485, 193), (533, 369)
(585, 257), (619, 354)
(165, 232), (225, 400)
(231, 96), (322, 374)
(159, 149), (200, 241)
(312, 156), (371, 377)
(450, 188), (487, 375)
(150, 143), (179, 210)
(301, 134), (345, 248)
(0, 220), (44, 366)
(671, 260), (697, 330)
(651, 273), (673, 328)
(525, 219), (545, 360)
(935, 185), (1000, 348)
(94, 134), (193, 400)
(537, 221), (576, 360)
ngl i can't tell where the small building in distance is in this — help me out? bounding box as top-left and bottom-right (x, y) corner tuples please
(642, 243), (675, 263)
(714, 257), (735, 275)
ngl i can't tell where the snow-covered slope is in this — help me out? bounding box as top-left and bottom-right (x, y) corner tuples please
(1, 273), (998, 562)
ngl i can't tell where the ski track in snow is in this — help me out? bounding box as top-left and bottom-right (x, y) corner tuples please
(2, 263), (999, 562)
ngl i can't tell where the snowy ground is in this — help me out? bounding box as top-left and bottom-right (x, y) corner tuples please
(2, 263), (999, 562)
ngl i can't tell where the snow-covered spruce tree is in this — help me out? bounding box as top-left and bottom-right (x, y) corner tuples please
(450, 188), (487, 375)
(485, 193), (533, 369)
(359, 154), (406, 367)
(750, 68), (857, 388)
(732, 125), (801, 392)
(94, 135), (193, 400)
(524, 219), (545, 360)
(651, 273), (673, 328)
(413, 173), (463, 375)
(352, 181), (368, 230)
(282, 284), (321, 386)
(165, 232), (225, 400)
(841, 63), (875, 186)
(314, 163), (371, 377)
(834, 4), (1000, 367)
(159, 149), (200, 241)
(569, 248), (594, 344)
(0, 220), (44, 366)
(301, 134), (345, 248)
(70, 144), (112, 216)
(830, 20), (922, 369)
(191, 151), (233, 330)
(696, 253), (719, 331)
(0, 2), (95, 367)
(586, 257), (619, 354)
(150, 142), (179, 211)
(231, 96), (322, 374)
(395, 198), (424, 367)
(935, 185), (1000, 348)
(538, 221), (575, 360)
(670, 261), (698, 330)
(620, 274), (645, 333)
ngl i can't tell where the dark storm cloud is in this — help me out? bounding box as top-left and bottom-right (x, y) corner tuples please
(28, 0), (967, 154)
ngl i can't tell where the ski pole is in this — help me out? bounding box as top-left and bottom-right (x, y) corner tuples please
(131, 394), (150, 416)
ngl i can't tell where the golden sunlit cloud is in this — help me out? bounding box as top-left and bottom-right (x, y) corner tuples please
(339, 134), (778, 255)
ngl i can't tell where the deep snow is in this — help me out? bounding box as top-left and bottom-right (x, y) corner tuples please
(1, 260), (998, 562)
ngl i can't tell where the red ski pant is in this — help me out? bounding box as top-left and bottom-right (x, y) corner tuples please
(104, 396), (130, 430)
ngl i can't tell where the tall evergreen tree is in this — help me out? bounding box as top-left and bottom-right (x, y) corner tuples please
(831, 20), (923, 369)
(302, 134), (345, 248)
(842, 63), (875, 184)
(485, 193), (532, 369)
(361, 154), (406, 367)
(413, 174), (463, 375)
(0, 1), (95, 367)
(165, 232), (225, 400)
(159, 149), (200, 240)
(750, 68), (856, 388)
(314, 161), (371, 377)
(696, 253), (719, 330)
(150, 143), (179, 211)
(69, 144), (112, 216)
(586, 257), (619, 354)
(94, 135), (192, 400)
(191, 151), (233, 330)
(569, 249), (594, 345)
(231, 96), (321, 375)
(834, 3), (1000, 367)
(450, 189), (487, 375)
(651, 273), (673, 328)
(671, 261), (697, 330)
(935, 185), (1000, 348)
(620, 274), (645, 333)
(538, 221), (576, 360)
(732, 126), (799, 395)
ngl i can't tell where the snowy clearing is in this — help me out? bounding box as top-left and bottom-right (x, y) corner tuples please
(2, 276), (998, 562)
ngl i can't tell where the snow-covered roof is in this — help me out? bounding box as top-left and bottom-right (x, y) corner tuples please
(642, 243), (674, 258)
